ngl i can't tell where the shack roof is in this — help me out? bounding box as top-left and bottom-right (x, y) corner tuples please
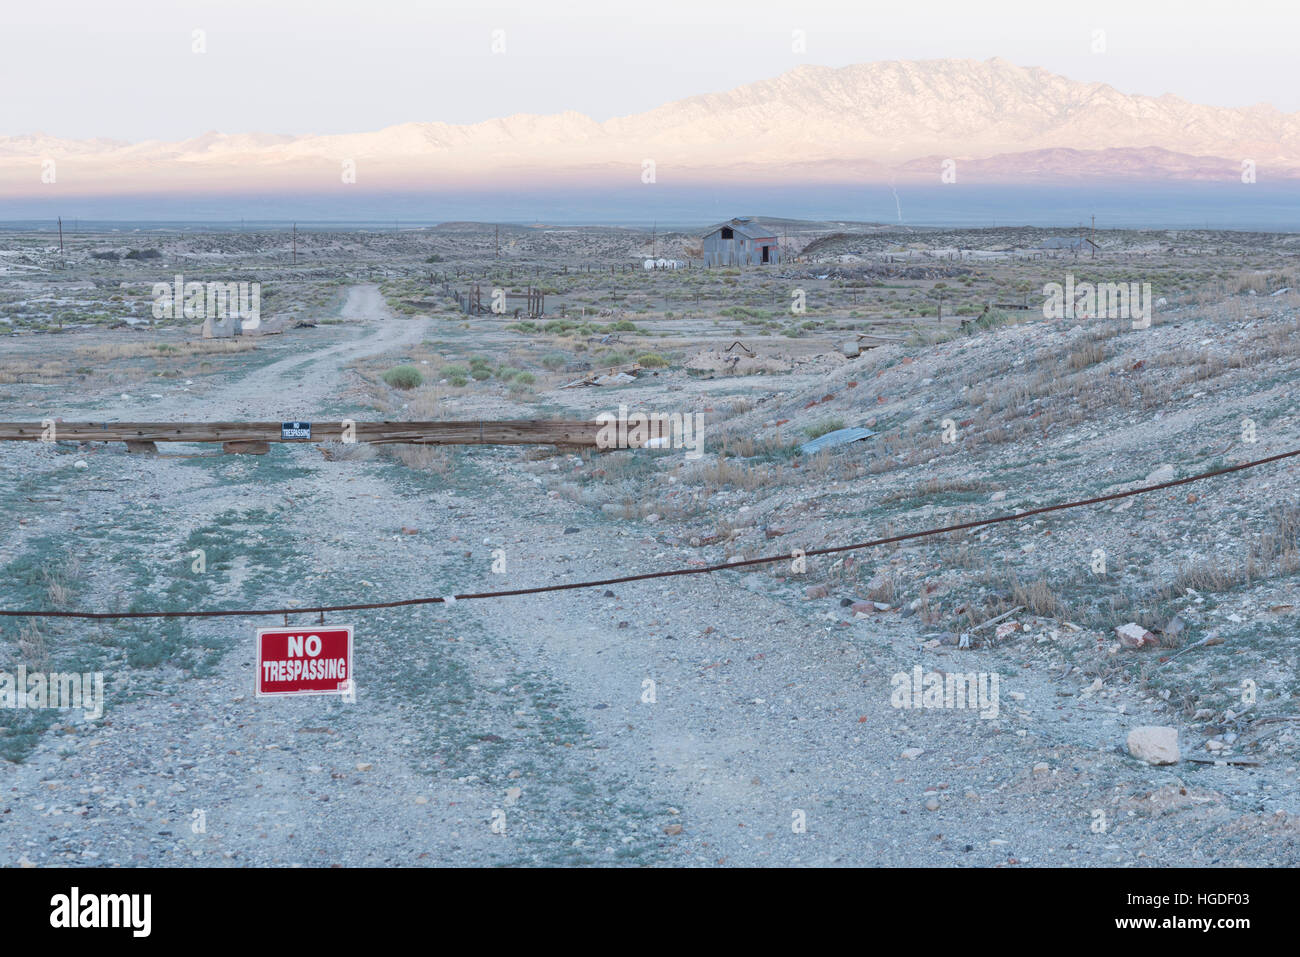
(704, 218), (778, 241)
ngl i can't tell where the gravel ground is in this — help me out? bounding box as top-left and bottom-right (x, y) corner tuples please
(2, 283), (1298, 867)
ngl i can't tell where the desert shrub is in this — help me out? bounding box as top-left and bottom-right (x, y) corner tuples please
(383, 365), (423, 389)
(637, 352), (668, 368)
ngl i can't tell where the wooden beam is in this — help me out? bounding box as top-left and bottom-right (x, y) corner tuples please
(0, 420), (604, 448)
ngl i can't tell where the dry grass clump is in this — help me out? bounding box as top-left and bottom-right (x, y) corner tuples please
(881, 476), (990, 504)
(386, 444), (454, 475)
(1008, 577), (1070, 619)
(1168, 504), (1300, 594)
(76, 340), (255, 361)
(1066, 339), (1110, 370)
(17, 620), (49, 669)
(685, 454), (783, 490)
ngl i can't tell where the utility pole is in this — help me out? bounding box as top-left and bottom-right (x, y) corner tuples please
(57, 216), (63, 256)
(1090, 215), (1096, 259)
(293, 222), (297, 265)
(495, 224), (499, 259)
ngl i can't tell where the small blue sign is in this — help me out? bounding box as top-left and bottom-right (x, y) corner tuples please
(281, 421), (312, 440)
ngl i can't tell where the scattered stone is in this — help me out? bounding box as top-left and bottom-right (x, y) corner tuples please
(1115, 622), (1157, 649)
(1127, 726), (1180, 765)
(995, 621), (1020, 640)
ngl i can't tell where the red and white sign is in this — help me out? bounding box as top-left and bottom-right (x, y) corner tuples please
(256, 626), (353, 696)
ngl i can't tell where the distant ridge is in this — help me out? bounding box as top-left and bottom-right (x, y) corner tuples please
(4, 58), (1299, 197)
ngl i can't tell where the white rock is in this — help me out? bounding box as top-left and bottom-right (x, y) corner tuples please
(1127, 726), (1180, 765)
(1145, 464), (1175, 484)
(74, 460), (89, 470)
(900, 747), (924, 760)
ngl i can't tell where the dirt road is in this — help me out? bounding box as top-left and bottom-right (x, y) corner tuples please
(0, 287), (1293, 866)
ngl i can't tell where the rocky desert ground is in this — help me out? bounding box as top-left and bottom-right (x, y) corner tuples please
(1, 219), (1298, 867)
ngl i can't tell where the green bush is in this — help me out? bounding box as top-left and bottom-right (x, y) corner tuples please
(383, 365), (424, 390)
(637, 352), (668, 368)
(513, 372), (536, 385)
(470, 367), (491, 380)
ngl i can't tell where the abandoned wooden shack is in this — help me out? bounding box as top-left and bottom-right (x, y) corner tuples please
(702, 218), (781, 267)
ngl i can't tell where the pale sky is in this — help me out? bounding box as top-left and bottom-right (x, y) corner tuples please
(3, 0), (1296, 141)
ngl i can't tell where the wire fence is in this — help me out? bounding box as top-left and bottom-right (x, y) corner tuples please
(3, 446), (1296, 621)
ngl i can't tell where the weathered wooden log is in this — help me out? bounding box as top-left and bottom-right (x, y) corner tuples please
(0, 420), (604, 448)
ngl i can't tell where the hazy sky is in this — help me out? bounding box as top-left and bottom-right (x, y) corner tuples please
(3, 0), (1296, 141)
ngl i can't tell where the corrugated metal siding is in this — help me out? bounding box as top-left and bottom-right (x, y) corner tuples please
(702, 228), (781, 267)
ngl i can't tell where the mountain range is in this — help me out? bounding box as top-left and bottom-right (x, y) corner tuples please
(5, 57), (1298, 198)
